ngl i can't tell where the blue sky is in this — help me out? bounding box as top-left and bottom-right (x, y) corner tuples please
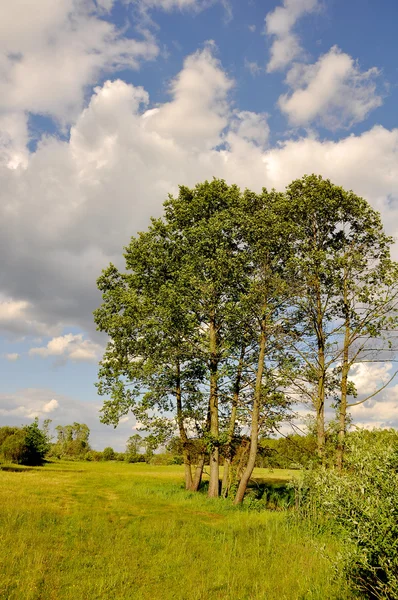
(1, 0), (398, 450)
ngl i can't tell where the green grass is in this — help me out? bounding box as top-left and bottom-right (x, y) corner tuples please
(0, 461), (353, 600)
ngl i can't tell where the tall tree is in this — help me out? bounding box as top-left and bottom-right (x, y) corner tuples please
(232, 188), (294, 504)
(95, 219), (205, 490)
(162, 179), (251, 497)
(331, 202), (398, 469)
(285, 175), (398, 462)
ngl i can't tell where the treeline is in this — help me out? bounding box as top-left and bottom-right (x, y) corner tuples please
(94, 174), (398, 503)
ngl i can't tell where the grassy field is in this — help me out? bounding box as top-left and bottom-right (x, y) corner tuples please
(0, 461), (353, 600)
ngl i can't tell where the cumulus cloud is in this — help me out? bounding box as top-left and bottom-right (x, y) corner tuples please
(229, 111), (269, 147)
(0, 0), (158, 125)
(143, 44), (233, 151)
(1, 45), (398, 353)
(0, 390), (59, 419)
(29, 334), (102, 363)
(350, 362), (394, 397)
(279, 46), (382, 129)
(0, 297), (59, 337)
(265, 0), (319, 72)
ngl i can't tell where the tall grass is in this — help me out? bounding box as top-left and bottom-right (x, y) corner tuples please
(0, 461), (353, 600)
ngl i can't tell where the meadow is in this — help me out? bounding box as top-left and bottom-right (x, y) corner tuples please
(0, 461), (354, 600)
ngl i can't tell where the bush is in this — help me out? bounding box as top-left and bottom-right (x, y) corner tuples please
(125, 453), (145, 463)
(150, 453), (175, 466)
(102, 447), (115, 461)
(297, 429), (398, 599)
(85, 450), (103, 462)
(0, 421), (50, 466)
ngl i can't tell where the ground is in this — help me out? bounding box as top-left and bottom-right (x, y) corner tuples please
(0, 461), (353, 600)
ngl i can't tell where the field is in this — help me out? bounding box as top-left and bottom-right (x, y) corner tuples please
(0, 461), (353, 600)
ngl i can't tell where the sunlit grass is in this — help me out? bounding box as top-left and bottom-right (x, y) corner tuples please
(0, 461), (352, 599)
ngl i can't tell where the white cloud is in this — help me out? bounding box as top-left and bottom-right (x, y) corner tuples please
(3, 353), (20, 361)
(0, 297), (58, 337)
(350, 362), (393, 397)
(279, 46), (382, 129)
(143, 45), (233, 151)
(229, 111), (269, 147)
(29, 334), (102, 363)
(0, 0), (158, 124)
(0, 390), (59, 419)
(1, 46), (398, 351)
(0, 388), (137, 450)
(265, 0), (319, 72)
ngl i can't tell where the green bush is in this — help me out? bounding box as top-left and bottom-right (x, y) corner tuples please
(0, 421), (50, 466)
(297, 429), (398, 599)
(102, 447), (115, 461)
(149, 453), (175, 466)
(85, 450), (103, 462)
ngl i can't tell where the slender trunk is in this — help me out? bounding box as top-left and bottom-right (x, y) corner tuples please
(208, 313), (220, 497)
(316, 348), (325, 460)
(191, 407), (211, 492)
(315, 284), (326, 462)
(221, 346), (245, 498)
(234, 320), (267, 504)
(191, 453), (205, 491)
(175, 361), (193, 490)
(337, 270), (350, 472)
(221, 458), (231, 498)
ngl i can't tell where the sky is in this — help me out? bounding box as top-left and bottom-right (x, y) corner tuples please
(1, 0), (398, 450)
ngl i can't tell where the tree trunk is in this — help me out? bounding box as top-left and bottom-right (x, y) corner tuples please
(175, 361), (193, 490)
(315, 284), (326, 462)
(190, 453), (205, 491)
(234, 320), (267, 504)
(221, 346), (245, 498)
(208, 313), (220, 497)
(221, 458), (231, 498)
(337, 270), (350, 472)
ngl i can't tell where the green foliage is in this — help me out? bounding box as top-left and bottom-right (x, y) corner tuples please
(258, 434), (318, 469)
(297, 429), (398, 599)
(0, 420), (50, 466)
(102, 447), (115, 461)
(50, 422), (91, 459)
(85, 450), (103, 462)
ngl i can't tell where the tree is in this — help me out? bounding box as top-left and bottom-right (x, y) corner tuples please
(95, 179), (251, 496)
(283, 175), (398, 462)
(53, 422), (90, 458)
(229, 188), (294, 504)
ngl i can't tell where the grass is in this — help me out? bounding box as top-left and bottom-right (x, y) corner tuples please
(0, 461), (354, 600)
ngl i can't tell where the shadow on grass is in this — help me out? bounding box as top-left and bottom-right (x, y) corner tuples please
(246, 481), (295, 510)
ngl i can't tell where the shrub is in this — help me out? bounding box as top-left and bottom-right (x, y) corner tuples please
(102, 447), (115, 461)
(0, 421), (50, 466)
(297, 429), (398, 599)
(150, 453), (175, 466)
(85, 450), (103, 462)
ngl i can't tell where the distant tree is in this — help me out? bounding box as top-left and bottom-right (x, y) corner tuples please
(52, 422), (91, 458)
(125, 434), (144, 463)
